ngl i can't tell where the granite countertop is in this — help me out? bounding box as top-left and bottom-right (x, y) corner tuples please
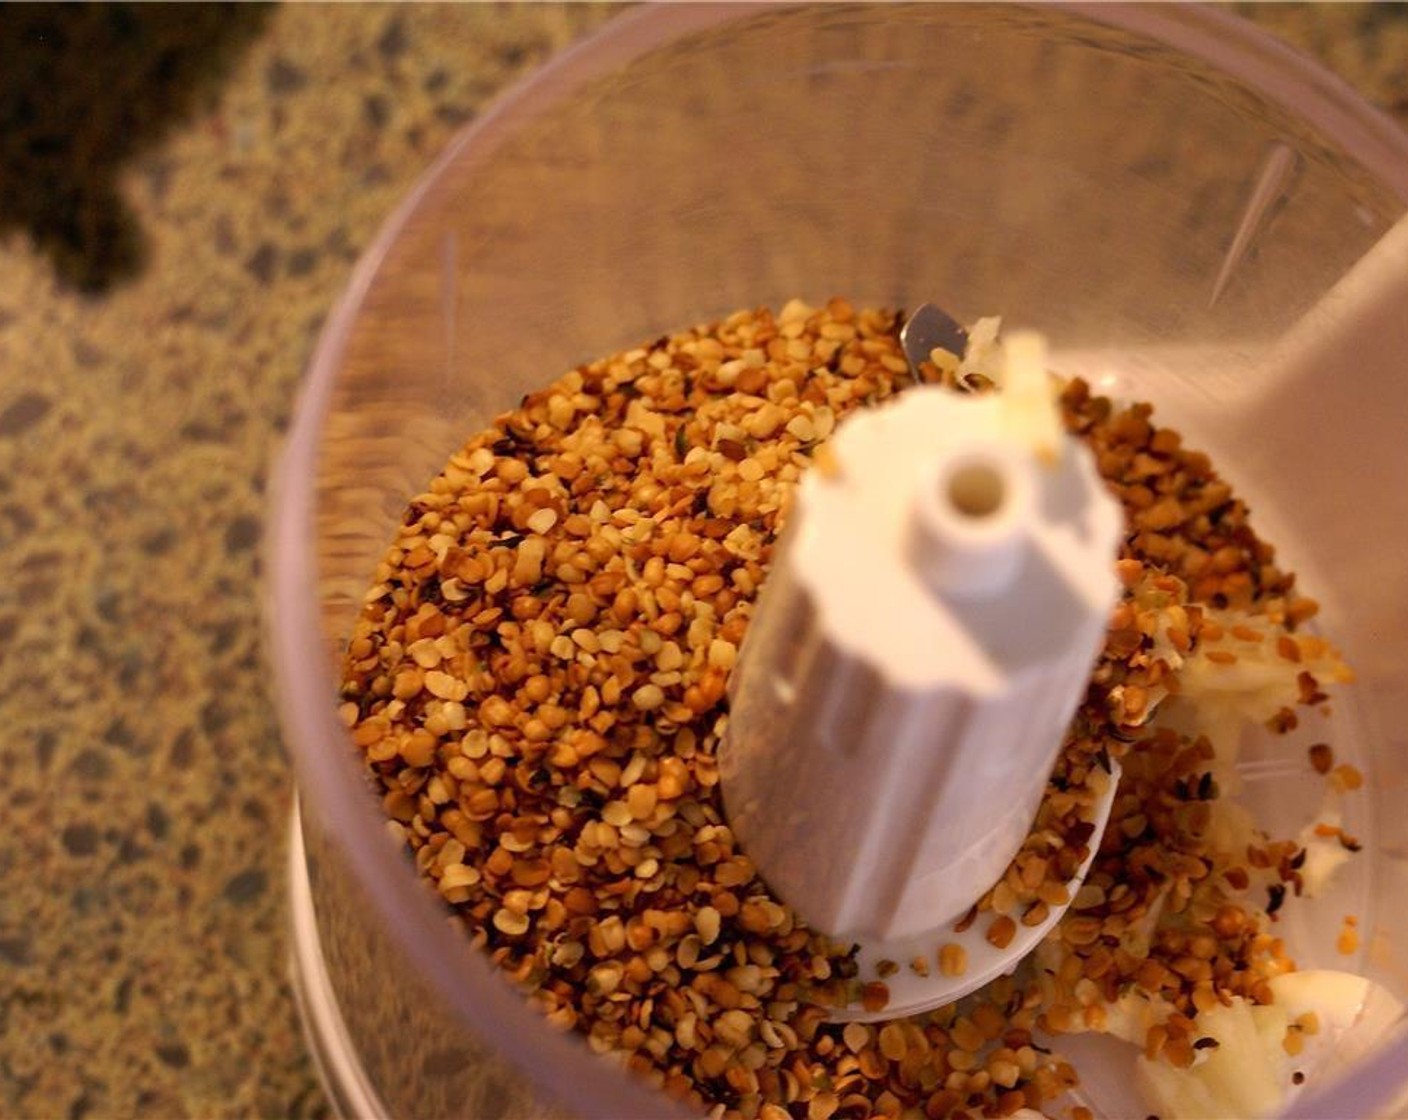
(0, 5), (1403, 1118)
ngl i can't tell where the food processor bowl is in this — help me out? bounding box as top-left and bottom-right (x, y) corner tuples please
(267, 5), (1408, 1117)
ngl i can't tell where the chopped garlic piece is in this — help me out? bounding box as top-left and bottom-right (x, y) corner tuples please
(1296, 801), (1354, 898)
(1135, 973), (1404, 1120)
(958, 315), (1003, 383)
(1101, 988), (1177, 1048)
(1136, 996), (1290, 1119)
(1271, 970), (1404, 1079)
(1154, 607), (1352, 783)
(1179, 609), (1351, 721)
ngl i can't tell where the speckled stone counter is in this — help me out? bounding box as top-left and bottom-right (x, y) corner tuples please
(0, 5), (1402, 1119)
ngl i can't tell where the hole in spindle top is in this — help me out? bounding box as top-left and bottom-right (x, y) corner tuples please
(946, 461), (1006, 519)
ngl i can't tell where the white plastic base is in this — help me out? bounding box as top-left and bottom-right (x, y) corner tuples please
(287, 798), (392, 1120)
(835, 761), (1121, 1022)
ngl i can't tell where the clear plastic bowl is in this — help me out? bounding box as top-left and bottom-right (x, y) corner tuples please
(267, 5), (1408, 1118)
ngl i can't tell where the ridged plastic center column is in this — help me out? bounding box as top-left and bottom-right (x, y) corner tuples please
(720, 332), (1123, 958)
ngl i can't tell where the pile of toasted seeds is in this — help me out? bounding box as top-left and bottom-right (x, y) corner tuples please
(339, 300), (1350, 1119)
